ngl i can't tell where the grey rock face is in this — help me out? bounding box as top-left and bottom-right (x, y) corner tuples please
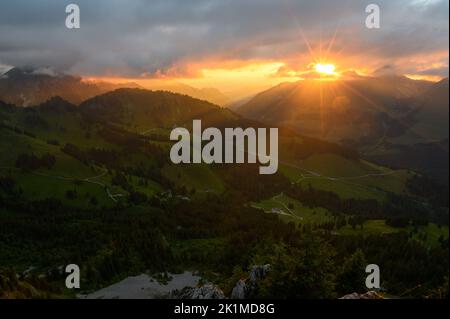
(231, 280), (247, 299)
(231, 264), (271, 299)
(249, 264), (271, 283)
(171, 284), (225, 299)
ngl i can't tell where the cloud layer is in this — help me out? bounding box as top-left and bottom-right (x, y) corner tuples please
(0, 0), (448, 79)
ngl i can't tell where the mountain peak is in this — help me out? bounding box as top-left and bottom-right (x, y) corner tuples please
(2, 67), (65, 80)
(436, 77), (449, 88)
(37, 96), (77, 112)
(0, 68), (101, 106)
(2, 67), (27, 79)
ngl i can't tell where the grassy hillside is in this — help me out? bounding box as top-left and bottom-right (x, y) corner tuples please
(1, 88), (413, 207)
(79, 88), (237, 132)
(0, 89), (447, 299)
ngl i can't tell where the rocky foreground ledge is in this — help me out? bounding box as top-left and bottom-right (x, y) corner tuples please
(339, 291), (384, 299)
(169, 265), (384, 300)
(170, 264), (271, 299)
(78, 266), (384, 299)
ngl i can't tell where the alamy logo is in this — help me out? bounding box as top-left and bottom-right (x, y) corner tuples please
(365, 4), (381, 29)
(65, 4), (80, 29)
(365, 264), (380, 289)
(65, 264), (80, 289)
(170, 120), (279, 175)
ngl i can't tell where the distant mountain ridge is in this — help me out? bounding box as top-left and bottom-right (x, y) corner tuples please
(145, 82), (231, 107)
(236, 75), (437, 143)
(406, 78), (449, 142)
(236, 75), (449, 182)
(0, 67), (141, 107)
(0, 67), (231, 107)
(79, 88), (237, 131)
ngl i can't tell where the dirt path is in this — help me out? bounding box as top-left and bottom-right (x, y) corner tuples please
(295, 170), (398, 183)
(270, 193), (304, 221)
(0, 166), (124, 203)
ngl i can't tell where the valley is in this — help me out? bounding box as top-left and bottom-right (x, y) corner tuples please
(0, 71), (448, 299)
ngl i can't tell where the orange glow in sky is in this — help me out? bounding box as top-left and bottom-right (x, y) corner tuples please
(315, 63), (337, 75)
(85, 49), (446, 100)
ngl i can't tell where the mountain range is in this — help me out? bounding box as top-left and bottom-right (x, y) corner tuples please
(142, 81), (231, 107)
(236, 75), (449, 183)
(1, 67), (448, 182)
(0, 67), (230, 107)
(236, 75), (446, 142)
(0, 67), (142, 107)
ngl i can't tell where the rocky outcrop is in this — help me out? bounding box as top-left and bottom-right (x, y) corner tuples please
(170, 264), (270, 299)
(231, 280), (247, 299)
(170, 284), (225, 299)
(231, 264), (271, 299)
(340, 291), (384, 299)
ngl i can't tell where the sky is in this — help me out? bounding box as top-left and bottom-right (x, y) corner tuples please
(0, 0), (448, 96)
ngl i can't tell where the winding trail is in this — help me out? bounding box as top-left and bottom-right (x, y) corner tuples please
(272, 193), (304, 221)
(0, 166), (124, 203)
(295, 169), (398, 183)
(286, 161), (402, 201)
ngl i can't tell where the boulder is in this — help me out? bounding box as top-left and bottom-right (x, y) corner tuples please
(231, 264), (271, 299)
(231, 280), (247, 299)
(171, 284), (225, 299)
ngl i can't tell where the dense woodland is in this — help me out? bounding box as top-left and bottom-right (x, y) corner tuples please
(0, 184), (448, 298)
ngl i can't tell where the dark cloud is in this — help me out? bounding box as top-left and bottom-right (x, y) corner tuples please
(373, 65), (399, 76)
(0, 0), (448, 77)
(416, 67), (449, 77)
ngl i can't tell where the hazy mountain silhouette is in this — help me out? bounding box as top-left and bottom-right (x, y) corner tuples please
(406, 78), (449, 142)
(0, 67), (231, 107)
(367, 78), (449, 183)
(236, 75), (435, 144)
(236, 75), (448, 181)
(79, 88), (237, 131)
(0, 67), (141, 107)
(145, 82), (231, 106)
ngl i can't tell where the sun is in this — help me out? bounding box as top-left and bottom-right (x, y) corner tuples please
(315, 63), (336, 75)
